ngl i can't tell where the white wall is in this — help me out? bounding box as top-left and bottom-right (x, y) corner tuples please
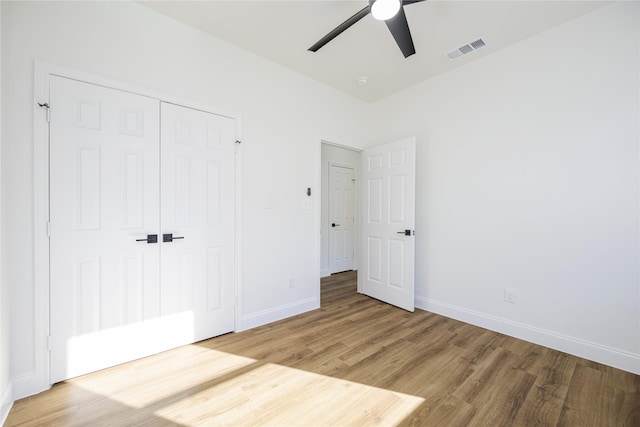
(0, 1), (13, 422)
(2, 0), (373, 399)
(320, 143), (361, 277)
(372, 1), (640, 373)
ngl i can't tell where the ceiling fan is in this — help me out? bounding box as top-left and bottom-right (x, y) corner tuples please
(308, 0), (426, 58)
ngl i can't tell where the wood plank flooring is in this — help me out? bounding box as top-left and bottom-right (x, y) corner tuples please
(7, 271), (640, 426)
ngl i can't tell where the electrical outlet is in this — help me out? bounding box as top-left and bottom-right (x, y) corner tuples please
(289, 277), (295, 289)
(504, 288), (517, 304)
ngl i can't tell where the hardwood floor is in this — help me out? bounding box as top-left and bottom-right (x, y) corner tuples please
(7, 271), (640, 426)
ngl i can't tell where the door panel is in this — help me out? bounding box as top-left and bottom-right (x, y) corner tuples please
(160, 102), (236, 341)
(328, 164), (355, 274)
(50, 76), (162, 382)
(359, 137), (416, 312)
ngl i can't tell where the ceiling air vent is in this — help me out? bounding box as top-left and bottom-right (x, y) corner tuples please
(470, 38), (486, 49)
(445, 37), (487, 61)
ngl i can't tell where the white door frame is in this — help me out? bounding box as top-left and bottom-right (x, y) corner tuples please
(327, 161), (356, 274)
(30, 61), (243, 396)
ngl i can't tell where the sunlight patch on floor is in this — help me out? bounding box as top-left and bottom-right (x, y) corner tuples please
(70, 346), (257, 409)
(154, 362), (425, 426)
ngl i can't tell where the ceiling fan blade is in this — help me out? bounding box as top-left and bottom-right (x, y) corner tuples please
(385, 6), (416, 58)
(308, 5), (371, 52)
(402, 0), (427, 5)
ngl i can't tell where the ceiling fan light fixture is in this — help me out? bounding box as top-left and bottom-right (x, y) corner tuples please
(371, 0), (401, 21)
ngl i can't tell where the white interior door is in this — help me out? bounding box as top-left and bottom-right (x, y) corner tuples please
(359, 137), (416, 312)
(50, 77), (236, 383)
(160, 102), (236, 341)
(328, 164), (355, 274)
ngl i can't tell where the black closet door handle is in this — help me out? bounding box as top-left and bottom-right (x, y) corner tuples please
(163, 233), (185, 243)
(136, 234), (158, 244)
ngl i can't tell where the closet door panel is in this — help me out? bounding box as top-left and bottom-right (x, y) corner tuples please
(160, 102), (236, 341)
(50, 76), (161, 382)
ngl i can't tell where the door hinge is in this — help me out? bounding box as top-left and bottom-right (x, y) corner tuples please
(47, 336), (52, 351)
(38, 102), (50, 123)
(47, 222), (52, 238)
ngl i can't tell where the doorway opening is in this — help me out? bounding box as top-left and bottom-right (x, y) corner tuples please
(320, 142), (361, 278)
(319, 137), (417, 312)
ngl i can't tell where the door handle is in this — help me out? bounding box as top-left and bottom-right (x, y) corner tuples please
(397, 230), (413, 236)
(136, 234), (158, 244)
(163, 233), (185, 243)
(332, 223), (340, 227)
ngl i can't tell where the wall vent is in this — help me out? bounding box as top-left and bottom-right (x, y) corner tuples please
(445, 37), (487, 61)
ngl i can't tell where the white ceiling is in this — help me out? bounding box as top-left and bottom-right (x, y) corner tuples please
(139, 0), (610, 102)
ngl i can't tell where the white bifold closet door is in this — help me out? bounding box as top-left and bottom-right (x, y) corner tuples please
(50, 76), (236, 383)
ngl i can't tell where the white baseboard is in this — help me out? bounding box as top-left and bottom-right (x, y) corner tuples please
(10, 372), (50, 401)
(416, 295), (640, 375)
(1, 382), (13, 425)
(237, 297), (319, 332)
